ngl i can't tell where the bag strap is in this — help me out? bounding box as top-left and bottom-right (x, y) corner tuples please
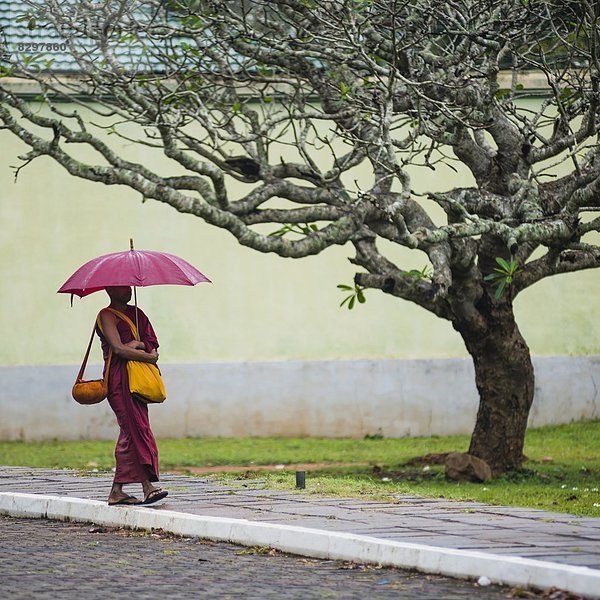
(76, 316), (112, 382)
(100, 307), (140, 341)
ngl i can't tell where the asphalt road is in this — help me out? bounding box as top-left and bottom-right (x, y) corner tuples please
(0, 515), (532, 599)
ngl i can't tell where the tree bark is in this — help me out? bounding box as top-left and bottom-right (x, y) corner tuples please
(456, 299), (535, 474)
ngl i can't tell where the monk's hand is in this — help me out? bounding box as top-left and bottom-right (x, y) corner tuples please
(126, 340), (145, 350)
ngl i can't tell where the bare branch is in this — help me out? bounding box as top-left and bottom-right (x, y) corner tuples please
(2, 0), (599, 324)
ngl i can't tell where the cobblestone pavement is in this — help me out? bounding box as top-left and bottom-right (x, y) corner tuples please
(1, 467), (599, 571)
(0, 516), (529, 599)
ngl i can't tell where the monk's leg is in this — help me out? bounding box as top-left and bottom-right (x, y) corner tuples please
(113, 426), (152, 482)
(141, 479), (168, 504)
(107, 428), (147, 503)
(108, 391), (157, 484)
(107, 365), (161, 502)
(107, 482), (126, 504)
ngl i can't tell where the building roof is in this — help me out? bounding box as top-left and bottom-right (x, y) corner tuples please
(2, 2), (83, 72)
(0, 2), (164, 73)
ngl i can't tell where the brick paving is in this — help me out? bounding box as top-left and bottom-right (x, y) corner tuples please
(1, 467), (598, 571)
(0, 515), (527, 599)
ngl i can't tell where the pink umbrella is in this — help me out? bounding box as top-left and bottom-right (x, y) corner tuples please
(58, 240), (211, 327)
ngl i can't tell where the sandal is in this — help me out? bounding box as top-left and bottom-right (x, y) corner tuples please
(108, 494), (142, 506)
(142, 489), (168, 505)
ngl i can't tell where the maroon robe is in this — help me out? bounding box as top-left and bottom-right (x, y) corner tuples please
(97, 305), (160, 483)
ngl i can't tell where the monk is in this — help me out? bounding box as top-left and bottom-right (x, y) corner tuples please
(98, 286), (168, 506)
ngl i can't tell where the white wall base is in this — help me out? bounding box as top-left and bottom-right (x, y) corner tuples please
(1, 356), (598, 441)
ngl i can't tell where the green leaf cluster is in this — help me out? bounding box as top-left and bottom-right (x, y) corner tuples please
(337, 283), (366, 310)
(0, 65), (15, 78)
(15, 13), (37, 30)
(339, 82), (352, 100)
(20, 52), (45, 68)
(400, 265), (432, 285)
(181, 14), (203, 29)
(483, 257), (520, 299)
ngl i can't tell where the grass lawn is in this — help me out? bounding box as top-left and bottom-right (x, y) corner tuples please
(1, 420), (598, 517)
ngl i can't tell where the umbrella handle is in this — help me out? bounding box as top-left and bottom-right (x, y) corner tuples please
(133, 286), (139, 334)
(130, 238), (139, 331)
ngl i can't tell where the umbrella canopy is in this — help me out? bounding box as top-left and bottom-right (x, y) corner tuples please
(58, 247), (211, 298)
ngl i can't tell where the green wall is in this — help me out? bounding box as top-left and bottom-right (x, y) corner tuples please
(1, 102), (598, 366)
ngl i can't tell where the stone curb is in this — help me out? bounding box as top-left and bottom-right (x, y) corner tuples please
(1, 492), (598, 599)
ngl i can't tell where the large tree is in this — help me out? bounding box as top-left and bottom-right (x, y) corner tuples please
(1, 0), (599, 473)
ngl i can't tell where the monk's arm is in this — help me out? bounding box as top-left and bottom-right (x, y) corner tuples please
(99, 312), (158, 364)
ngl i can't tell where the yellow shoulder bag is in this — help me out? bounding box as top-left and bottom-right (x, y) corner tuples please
(101, 308), (166, 404)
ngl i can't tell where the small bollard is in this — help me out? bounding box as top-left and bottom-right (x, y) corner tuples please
(295, 471), (306, 489)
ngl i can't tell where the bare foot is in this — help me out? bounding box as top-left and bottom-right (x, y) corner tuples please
(107, 492), (141, 506)
(142, 488), (168, 505)
(141, 480), (168, 504)
(107, 483), (137, 505)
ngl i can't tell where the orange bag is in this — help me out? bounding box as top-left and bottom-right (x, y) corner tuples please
(72, 315), (112, 405)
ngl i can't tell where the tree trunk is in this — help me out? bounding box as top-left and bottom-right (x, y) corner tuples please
(456, 299), (535, 474)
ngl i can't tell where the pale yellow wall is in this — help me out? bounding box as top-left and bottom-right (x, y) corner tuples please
(0, 101), (598, 366)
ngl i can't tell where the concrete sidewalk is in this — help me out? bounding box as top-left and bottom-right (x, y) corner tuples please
(1, 466), (599, 598)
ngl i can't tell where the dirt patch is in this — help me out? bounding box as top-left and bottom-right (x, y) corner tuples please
(167, 454), (450, 480)
(371, 464), (443, 482)
(400, 452), (450, 466)
(371, 454), (450, 482)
